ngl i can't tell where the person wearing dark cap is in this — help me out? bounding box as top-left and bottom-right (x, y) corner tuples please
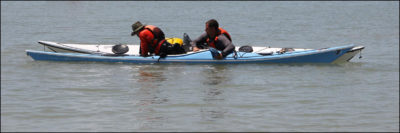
(131, 21), (168, 57)
(191, 19), (235, 59)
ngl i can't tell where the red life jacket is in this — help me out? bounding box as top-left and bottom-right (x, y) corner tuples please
(206, 28), (232, 48)
(143, 25), (165, 55)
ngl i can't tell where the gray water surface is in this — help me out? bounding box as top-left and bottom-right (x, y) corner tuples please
(1, 1), (399, 132)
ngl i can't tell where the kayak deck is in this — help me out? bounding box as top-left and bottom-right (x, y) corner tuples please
(38, 40), (312, 56)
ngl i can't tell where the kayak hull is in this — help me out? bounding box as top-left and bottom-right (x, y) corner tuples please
(26, 45), (363, 64)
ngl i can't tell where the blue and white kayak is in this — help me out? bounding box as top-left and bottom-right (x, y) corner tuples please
(26, 43), (364, 64)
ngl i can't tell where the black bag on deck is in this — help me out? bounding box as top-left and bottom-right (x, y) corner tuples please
(167, 42), (186, 55)
(159, 41), (186, 58)
(112, 44), (129, 55)
(238, 45), (253, 53)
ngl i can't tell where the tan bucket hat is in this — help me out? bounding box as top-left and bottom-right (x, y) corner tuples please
(131, 21), (145, 36)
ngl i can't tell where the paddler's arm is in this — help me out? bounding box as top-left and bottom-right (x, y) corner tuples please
(218, 35), (235, 58)
(138, 30), (154, 57)
(191, 32), (208, 52)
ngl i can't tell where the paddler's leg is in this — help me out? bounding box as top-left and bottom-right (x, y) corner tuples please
(159, 42), (170, 58)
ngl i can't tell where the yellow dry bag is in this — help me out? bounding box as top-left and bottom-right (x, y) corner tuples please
(165, 37), (183, 46)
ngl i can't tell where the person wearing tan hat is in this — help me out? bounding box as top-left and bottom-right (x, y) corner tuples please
(131, 21), (168, 57)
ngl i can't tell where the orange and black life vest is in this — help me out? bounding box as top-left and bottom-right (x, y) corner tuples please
(206, 28), (232, 48)
(143, 25), (165, 55)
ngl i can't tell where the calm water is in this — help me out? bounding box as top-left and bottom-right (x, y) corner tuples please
(1, 1), (399, 132)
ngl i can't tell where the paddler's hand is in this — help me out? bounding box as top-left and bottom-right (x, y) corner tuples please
(215, 53), (223, 60)
(193, 46), (200, 52)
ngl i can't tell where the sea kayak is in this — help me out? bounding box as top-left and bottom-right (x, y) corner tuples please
(26, 42), (364, 64)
